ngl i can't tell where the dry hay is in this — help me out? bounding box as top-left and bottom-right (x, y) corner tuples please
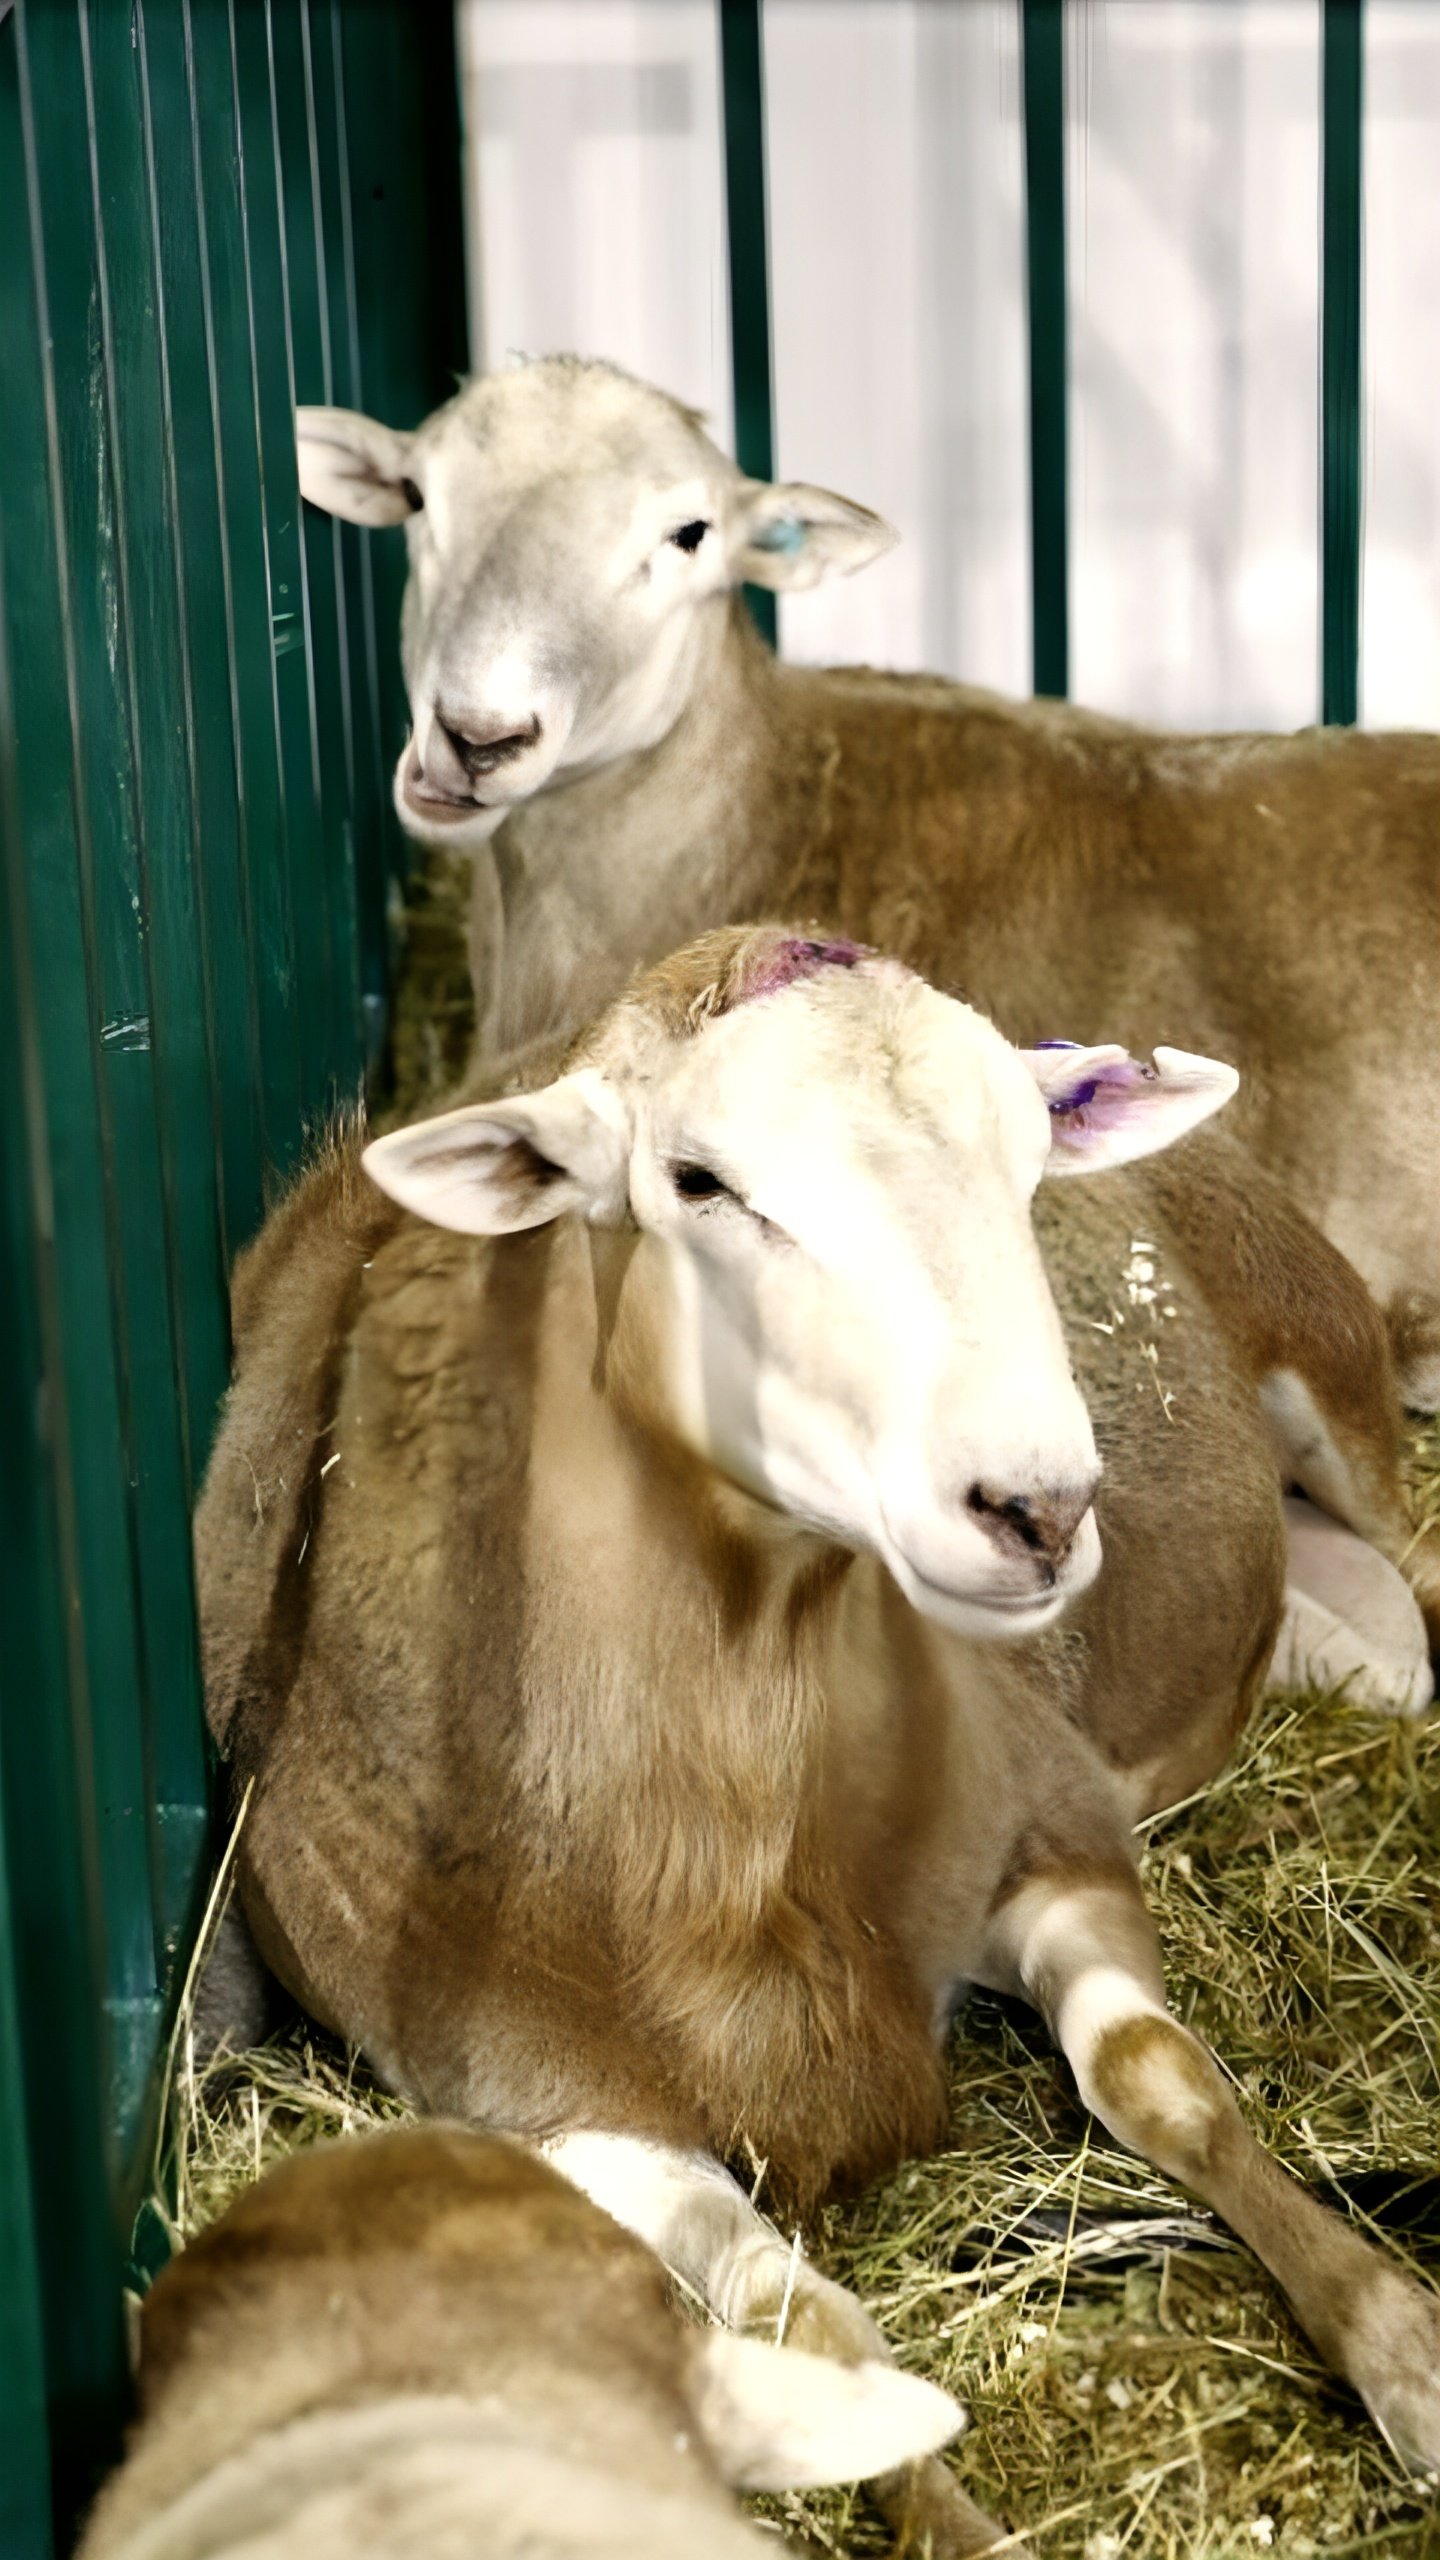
(159, 1424), (1440, 2556)
(384, 842), (477, 1119)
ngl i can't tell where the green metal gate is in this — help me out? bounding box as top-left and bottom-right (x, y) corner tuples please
(0, 3), (464, 2547)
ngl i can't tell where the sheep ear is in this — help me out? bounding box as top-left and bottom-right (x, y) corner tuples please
(731, 479), (897, 592)
(1023, 1041), (1239, 1176)
(296, 406), (417, 527)
(687, 2330), (964, 2492)
(362, 1072), (630, 1235)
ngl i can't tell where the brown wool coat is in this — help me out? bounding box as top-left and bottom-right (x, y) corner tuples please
(195, 944), (1434, 2212)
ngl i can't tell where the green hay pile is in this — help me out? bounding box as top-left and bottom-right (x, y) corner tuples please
(163, 1621), (1440, 2556)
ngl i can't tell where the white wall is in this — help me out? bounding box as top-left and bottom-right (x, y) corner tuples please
(459, 0), (733, 434)
(1363, 0), (1440, 725)
(458, 0), (1440, 732)
(1066, 2), (1321, 730)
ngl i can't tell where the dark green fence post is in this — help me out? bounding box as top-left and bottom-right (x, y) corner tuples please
(719, 0), (778, 650)
(1021, 0), (1069, 699)
(1321, 0), (1364, 726)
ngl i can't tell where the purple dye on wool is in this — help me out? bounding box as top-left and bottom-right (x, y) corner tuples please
(743, 935), (869, 1001)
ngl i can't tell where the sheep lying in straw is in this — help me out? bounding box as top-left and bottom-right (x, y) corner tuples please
(195, 930), (1440, 2555)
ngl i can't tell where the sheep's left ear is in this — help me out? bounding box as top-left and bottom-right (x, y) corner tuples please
(1024, 1042), (1239, 1176)
(296, 406), (417, 527)
(362, 1070), (630, 1234)
(730, 478), (897, 592)
(687, 2329), (963, 2492)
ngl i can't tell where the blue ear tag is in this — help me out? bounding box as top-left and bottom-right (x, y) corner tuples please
(1033, 1038), (1081, 1050)
(751, 517), (807, 556)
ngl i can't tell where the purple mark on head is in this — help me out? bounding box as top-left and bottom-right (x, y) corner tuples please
(742, 934), (871, 1003)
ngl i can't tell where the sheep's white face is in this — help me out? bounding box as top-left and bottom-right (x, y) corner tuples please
(297, 359), (894, 851)
(364, 935), (1239, 1642)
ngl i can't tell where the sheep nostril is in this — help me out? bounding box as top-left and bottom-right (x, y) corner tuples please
(967, 1478), (1097, 1567)
(437, 712), (542, 783)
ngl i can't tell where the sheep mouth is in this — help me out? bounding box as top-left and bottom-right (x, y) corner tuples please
(400, 747), (487, 824)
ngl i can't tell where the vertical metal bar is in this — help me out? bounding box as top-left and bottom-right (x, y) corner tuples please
(135, 0), (267, 1276)
(186, 1), (304, 1181)
(271, 0), (364, 1097)
(327, 0), (391, 1062)
(179, 0), (284, 1227)
(1321, 0), (1364, 726)
(718, 0), (778, 650)
(1021, 0), (1069, 699)
(231, 0), (330, 1135)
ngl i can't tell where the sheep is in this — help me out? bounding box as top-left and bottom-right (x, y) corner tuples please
(76, 2124), (961, 2560)
(297, 357), (1440, 1409)
(195, 928), (1440, 2556)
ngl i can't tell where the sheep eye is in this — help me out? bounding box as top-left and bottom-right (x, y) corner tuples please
(669, 519), (709, 554)
(673, 1162), (731, 1202)
(400, 477), (424, 513)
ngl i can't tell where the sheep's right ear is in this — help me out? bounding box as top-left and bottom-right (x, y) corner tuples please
(688, 2330), (964, 2492)
(296, 406), (417, 527)
(362, 1072), (631, 1235)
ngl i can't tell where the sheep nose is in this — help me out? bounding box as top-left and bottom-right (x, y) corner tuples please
(436, 708), (542, 782)
(966, 1474), (1099, 1571)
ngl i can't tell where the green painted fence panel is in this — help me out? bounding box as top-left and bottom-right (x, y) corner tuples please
(2, 1), (164, 2025)
(184, 2), (306, 1174)
(230, 0), (329, 1144)
(0, 470), (128, 2560)
(132, 0), (266, 1271)
(0, 3), (465, 2547)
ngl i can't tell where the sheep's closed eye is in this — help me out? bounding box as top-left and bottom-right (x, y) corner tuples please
(669, 520), (710, 554)
(673, 1161), (732, 1203)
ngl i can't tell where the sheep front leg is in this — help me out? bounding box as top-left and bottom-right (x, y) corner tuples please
(990, 1874), (1440, 2471)
(543, 2130), (1029, 2556)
